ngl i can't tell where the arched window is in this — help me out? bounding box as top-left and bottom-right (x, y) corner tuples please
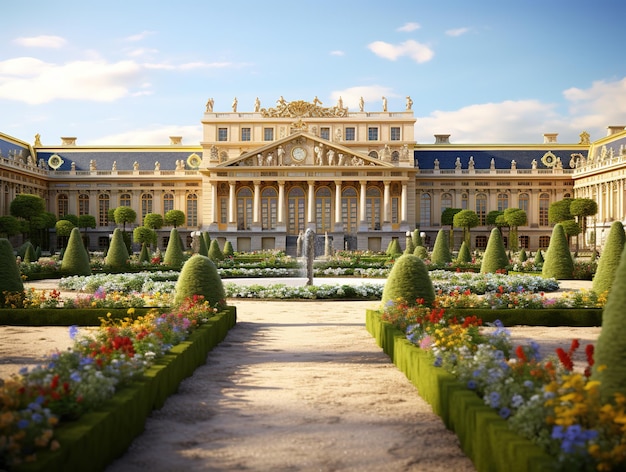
(519, 193), (529, 213)
(141, 193), (153, 222)
(288, 187), (305, 235)
(368, 151), (379, 159)
(78, 193), (89, 216)
(366, 187), (382, 230)
(186, 194), (198, 227)
(539, 193), (550, 226)
(163, 193), (174, 215)
(57, 194), (69, 218)
(119, 193), (131, 208)
(497, 193), (508, 212)
(316, 187), (332, 232)
(341, 187), (358, 234)
(420, 193), (431, 227)
(441, 193), (453, 212)
(261, 187), (277, 230)
(98, 194), (110, 226)
(476, 193), (487, 225)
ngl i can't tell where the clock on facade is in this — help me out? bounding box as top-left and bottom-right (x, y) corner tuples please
(291, 146), (307, 161)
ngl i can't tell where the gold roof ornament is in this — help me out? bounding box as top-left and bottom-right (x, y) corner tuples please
(260, 98), (348, 118)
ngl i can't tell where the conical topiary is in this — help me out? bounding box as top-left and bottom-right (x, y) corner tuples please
(105, 228), (130, 268)
(139, 242), (151, 263)
(413, 245), (429, 259)
(174, 255), (226, 306)
(60, 227), (91, 276)
(592, 221), (625, 296)
(386, 239), (402, 257)
(223, 240), (234, 257)
(456, 241), (472, 264)
(480, 228), (509, 273)
(592, 245), (626, 402)
(198, 234), (209, 257)
(381, 254), (435, 306)
(542, 224), (574, 279)
(23, 242), (37, 263)
(535, 249), (544, 264)
(0, 238), (24, 303)
(202, 232), (211, 252)
(412, 229), (423, 248)
(404, 235), (415, 255)
(208, 239), (225, 262)
(519, 248), (527, 262)
(164, 228), (186, 268)
(430, 229), (451, 265)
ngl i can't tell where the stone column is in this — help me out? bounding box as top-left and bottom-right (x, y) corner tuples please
(307, 181), (315, 225)
(334, 180), (343, 232)
(253, 181), (261, 224)
(383, 181), (390, 223)
(359, 181), (367, 224)
(401, 182), (408, 222)
(278, 181), (285, 225)
(211, 182), (218, 223)
(228, 182), (236, 224)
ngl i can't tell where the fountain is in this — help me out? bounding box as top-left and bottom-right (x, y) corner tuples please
(304, 228), (315, 286)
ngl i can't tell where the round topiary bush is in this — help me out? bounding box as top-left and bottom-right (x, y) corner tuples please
(592, 220), (625, 296)
(174, 255), (226, 306)
(381, 254), (435, 306)
(105, 228), (130, 268)
(0, 238), (24, 304)
(223, 240), (234, 257)
(480, 228), (509, 273)
(542, 224), (574, 280)
(208, 239), (225, 262)
(413, 245), (429, 259)
(61, 227), (91, 276)
(456, 241), (472, 264)
(592, 244), (626, 402)
(164, 228), (186, 268)
(430, 229), (451, 265)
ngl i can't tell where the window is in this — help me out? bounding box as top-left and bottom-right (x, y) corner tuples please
(461, 193), (468, 210)
(390, 127), (401, 141)
(441, 193), (453, 213)
(78, 194), (89, 216)
(519, 193), (529, 213)
(187, 194), (198, 227)
(341, 187), (358, 234)
(119, 193), (131, 207)
(476, 235), (488, 249)
(316, 187), (332, 232)
(288, 187), (305, 235)
(141, 194), (153, 222)
(519, 235), (529, 249)
(237, 188), (253, 231)
(539, 193), (549, 226)
(219, 196), (228, 224)
(218, 128), (228, 141)
(163, 193), (174, 215)
(261, 187), (277, 230)
(320, 127), (330, 140)
(368, 127), (379, 141)
(264, 128), (274, 141)
(420, 194), (431, 227)
(241, 128), (251, 141)
(539, 235), (550, 248)
(366, 187), (382, 230)
(345, 127), (355, 141)
(57, 194), (69, 218)
(497, 193), (509, 212)
(98, 194), (109, 226)
(476, 193), (487, 225)
(391, 183), (401, 224)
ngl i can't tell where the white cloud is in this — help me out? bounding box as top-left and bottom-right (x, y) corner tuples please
(87, 124), (202, 145)
(397, 22), (420, 32)
(331, 85), (395, 111)
(330, 50), (345, 56)
(125, 31), (155, 42)
(13, 35), (67, 48)
(446, 27), (469, 37)
(127, 48), (159, 58)
(368, 40), (434, 63)
(143, 61), (235, 70)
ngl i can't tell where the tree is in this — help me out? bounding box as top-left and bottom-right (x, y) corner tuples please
(133, 226), (157, 247)
(381, 254), (435, 307)
(164, 209), (185, 228)
(486, 210), (503, 228)
(453, 210), (480, 248)
(55, 220), (75, 238)
(60, 227), (91, 276)
(503, 208), (527, 251)
(0, 238), (24, 305)
(441, 208), (461, 249)
(0, 215), (21, 238)
(560, 219), (581, 246)
(60, 214), (79, 226)
(548, 198), (573, 224)
(480, 228), (509, 273)
(10, 194), (45, 241)
(36, 212), (57, 251)
(542, 224), (574, 280)
(430, 229), (451, 264)
(174, 255), (225, 306)
(78, 215), (96, 235)
(569, 198), (598, 251)
(143, 213), (164, 230)
(592, 221), (625, 296)
(113, 206), (137, 231)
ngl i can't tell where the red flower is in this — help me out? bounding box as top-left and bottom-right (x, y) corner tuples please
(585, 344), (595, 367)
(556, 347), (574, 371)
(516, 345), (527, 362)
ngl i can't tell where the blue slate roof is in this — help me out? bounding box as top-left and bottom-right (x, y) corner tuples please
(0, 136), (32, 162)
(413, 148), (588, 170)
(34, 150), (198, 171)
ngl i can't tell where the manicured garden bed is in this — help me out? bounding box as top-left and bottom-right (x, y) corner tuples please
(0, 308), (155, 326)
(445, 308), (602, 327)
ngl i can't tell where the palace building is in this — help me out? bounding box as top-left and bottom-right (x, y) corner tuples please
(1, 96), (625, 254)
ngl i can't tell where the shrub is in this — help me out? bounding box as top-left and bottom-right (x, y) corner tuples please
(208, 239), (225, 262)
(198, 234), (209, 257)
(223, 240), (234, 257)
(412, 229), (423, 248)
(381, 254), (435, 306)
(105, 228), (130, 268)
(456, 241), (472, 264)
(542, 224), (573, 280)
(518, 248), (527, 262)
(413, 245), (429, 259)
(60, 227), (91, 276)
(386, 239), (402, 257)
(480, 228), (508, 273)
(163, 228), (186, 268)
(592, 220), (625, 296)
(535, 249), (544, 264)
(139, 242), (151, 263)
(404, 235), (415, 255)
(430, 229), (451, 264)
(202, 232), (211, 252)
(0, 238), (24, 304)
(22, 241), (37, 263)
(174, 255), (225, 306)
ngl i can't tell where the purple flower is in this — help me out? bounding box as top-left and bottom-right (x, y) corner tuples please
(498, 407), (511, 419)
(69, 325), (79, 340)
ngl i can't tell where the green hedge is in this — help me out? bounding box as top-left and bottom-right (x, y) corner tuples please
(365, 309), (555, 472)
(15, 307), (236, 472)
(445, 308), (602, 327)
(0, 308), (156, 326)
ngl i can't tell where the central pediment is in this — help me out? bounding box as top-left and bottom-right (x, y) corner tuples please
(260, 98), (348, 118)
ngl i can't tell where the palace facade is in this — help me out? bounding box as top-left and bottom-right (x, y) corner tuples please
(1, 96), (624, 254)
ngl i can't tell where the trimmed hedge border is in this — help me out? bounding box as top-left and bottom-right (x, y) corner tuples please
(365, 309), (556, 472)
(0, 308), (156, 326)
(446, 308), (602, 327)
(14, 306), (237, 472)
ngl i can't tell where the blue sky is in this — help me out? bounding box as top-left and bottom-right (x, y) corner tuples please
(2, 0), (625, 146)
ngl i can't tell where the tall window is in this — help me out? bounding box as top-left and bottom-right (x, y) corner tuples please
(345, 127), (355, 141)
(261, 187), (277, 230)
(316, 187), (332, 232)
(320, 127), (330, 140)
(141, 194), (153, 221)
(219, 196), (228, 224)
(57, 194), (69, 218)
(241, 128), (251, 141)
(497, 193), (509, 212)
(341, 187), (358, 234)
(218, 128), (228, 141)
(391, 183), (401, 224)
(476, 193), (487, 225)
(288, 187), (305, 235)
(441, 193), (452, 212)
(420, 193), (431, 227)
(390, 127), (401, 141)
(539, 193), (550, 226)
(461, 193), (468, 210)
(539, 235), (550, 248)
(366, 187), (382, 230)
(163, 193), (174, 215)
(368, 127), (379, 141)
(519, 193), (529, 213)
(119, 193), (131, 208)
(98, 194), (109, 226)
(187, 194), (198, 227)
(263, 128), (274, 141)
(237, 188), (253, 230)
(78, 194), (89, 216)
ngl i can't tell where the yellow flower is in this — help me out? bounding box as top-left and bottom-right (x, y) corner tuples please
(127, 308), (136, 316)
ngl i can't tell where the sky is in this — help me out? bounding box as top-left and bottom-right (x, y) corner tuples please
(2, 0), (626, 147)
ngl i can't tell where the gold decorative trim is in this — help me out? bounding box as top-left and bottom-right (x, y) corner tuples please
(187, 153), (201, 168)
(48, 154), (63, 170)
(541, 151), (557, 168)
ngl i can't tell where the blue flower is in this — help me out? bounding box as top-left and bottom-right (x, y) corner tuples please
(467, 380), (478, 390)
(487, 391), (501, 408)
(433, 356), (443, 367)
(523, 380), (534, 389)
(32, 413), (43, 423)
(17, 419), (29, 429)
(511, 394), (524, 408)
(70, 371), (82, 382)
(69, 325), (79, 340)
(498, 407), (511, 419)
